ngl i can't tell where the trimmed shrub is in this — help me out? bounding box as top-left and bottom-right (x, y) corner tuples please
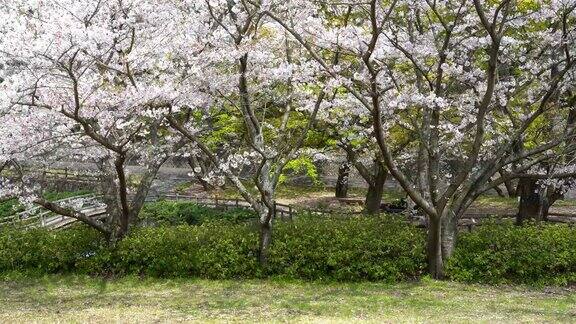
(0, 215), (425, 282)
(137, 201), (257, 226)
(0, 226), (104, 274)
(268, 215), (426, 281)
(110, 215), (425, 281)
(110, 223), (261, 278)
(446, 222), (576, 285)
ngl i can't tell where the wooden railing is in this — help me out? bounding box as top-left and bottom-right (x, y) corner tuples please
(2, 192), (576, 231)
(0, 194), (105, 229)
(0, 193), (299, 229)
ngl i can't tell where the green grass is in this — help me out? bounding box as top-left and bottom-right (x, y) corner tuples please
(176, 181), (405, 202)
(474, 195), (576, 209)
(0, 275), (574, 323)
(219, 183), (336, 200)
(474, 196), (519, 209)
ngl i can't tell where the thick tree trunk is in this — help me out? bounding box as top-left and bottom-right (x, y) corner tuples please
(516, 178), (543, 225)
(364, 183), (384, 215)
(335, 162), (350, 198)
(258, 206), (274, 267)
(503, 178), (517, 197)
(427, 216), (445, 279)
(542, 189), (562, 221)
(515, 178), (562, 225)
(426, 210), (459, 279)
(100, 171), (124, 242)
(364, 162), (387, 215)
(441, 216), (458, 259)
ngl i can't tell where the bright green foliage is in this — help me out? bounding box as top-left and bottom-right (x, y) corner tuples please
(268, 215), (426, 281)
(201, 113), (244, 149)
(279, 156), (320, 185)
(107, 216), (425, 281)
(446, 222), (576, 285)
(137, 201), (257, 225)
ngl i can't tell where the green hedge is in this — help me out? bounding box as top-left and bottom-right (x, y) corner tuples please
(137, 201), (257, 226)
(0, 216), (425, 281)
(3, 215), (575, 284)
(0, 226), (104, 274)
(446, 222), (576, 285)
(109, 223), (261, 278)
(268, 215), (426, 281)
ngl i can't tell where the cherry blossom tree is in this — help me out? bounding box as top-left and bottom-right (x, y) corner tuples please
(0, 0), (186, 240)
(260, 0), (576, 277)
(157, 1), (329, 265)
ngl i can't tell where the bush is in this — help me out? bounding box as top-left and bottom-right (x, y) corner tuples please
(268, 215), (426, 281)
(0, 226), (104, 274)
(3, 213), (576, 285)
(138, 201), (257, 226)
(446, 222), (576, 285)
(110, 223), (261, 278)
(0, 199), (24, 219)
(107, 215), (425, 281)
(0, 215), (425, 281)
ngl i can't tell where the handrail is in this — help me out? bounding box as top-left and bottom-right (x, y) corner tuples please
(0, 194), (103, 228)
(3, 192), (576, 231)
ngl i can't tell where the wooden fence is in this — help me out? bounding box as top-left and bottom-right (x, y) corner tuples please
(3, 169), (576, 230)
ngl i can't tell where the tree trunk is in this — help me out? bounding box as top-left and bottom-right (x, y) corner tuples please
(364, 162), (387, 215)
(427, 216), (445, 279)
(258, 206), (274, 267)
(427, 211), (459, 279)
(516, 178), (542, 225)
(441, 215), (458, 259)
(503, 178), (517, 197)
(542, 189), (562, 221)
(493, 185), (506, 198)
(335, 162), (350, 198)
(516, 178), (564, 224)
(364, 183), (384, 215)
(100, 171), (124, 242)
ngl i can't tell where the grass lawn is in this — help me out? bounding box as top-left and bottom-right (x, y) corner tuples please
(0, 276), (574, 323)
